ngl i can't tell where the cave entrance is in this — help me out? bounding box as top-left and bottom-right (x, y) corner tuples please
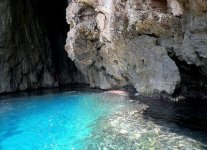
(35, 0), (70, 71)
(36, 0), (69, 47)
(1, 0), (82, 92)
(33, 0), (79, 85)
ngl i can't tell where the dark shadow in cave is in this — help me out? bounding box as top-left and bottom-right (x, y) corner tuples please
(169, 53), (207, 99)
(6, 0), (82, 92)
(33, 0), (78, 85)
(128, 93), (207, 148)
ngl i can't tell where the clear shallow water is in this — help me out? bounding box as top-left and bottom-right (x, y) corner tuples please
(0, 90), (207, 150)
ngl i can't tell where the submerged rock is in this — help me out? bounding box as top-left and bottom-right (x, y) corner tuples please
(81, 99), (206, 150)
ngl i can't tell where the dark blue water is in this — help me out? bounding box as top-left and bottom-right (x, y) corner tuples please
(0, 89), (207, 150)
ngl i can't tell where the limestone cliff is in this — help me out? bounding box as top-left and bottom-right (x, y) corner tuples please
(0, 0), (206, 97)
(65, 0), (207, 97)
(0, 0), (85, 93)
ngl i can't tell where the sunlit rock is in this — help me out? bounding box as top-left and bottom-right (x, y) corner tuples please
(65, 0), (181, 95)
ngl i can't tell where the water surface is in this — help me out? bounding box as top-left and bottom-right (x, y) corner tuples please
(0, 89), (207, 150)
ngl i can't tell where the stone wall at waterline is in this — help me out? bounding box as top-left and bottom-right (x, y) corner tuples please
(65, 0), (207, 96)
(0, 0), (206, 97)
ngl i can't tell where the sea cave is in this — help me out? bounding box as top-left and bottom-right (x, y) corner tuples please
(0, 0), (207, 149)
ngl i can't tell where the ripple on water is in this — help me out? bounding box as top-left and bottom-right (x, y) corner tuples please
(0, 91), (207, 150)
(72, 96), (207, 150)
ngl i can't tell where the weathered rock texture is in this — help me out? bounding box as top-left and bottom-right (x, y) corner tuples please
(0, 0), (206, 96)
(0, 0), (85, 93)
(65, 0), (207, 96)
(170, 0), (207, 97)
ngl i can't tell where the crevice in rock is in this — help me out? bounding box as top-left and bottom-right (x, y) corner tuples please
(145, 33), (159, 38)
(168, 52), (207, 99)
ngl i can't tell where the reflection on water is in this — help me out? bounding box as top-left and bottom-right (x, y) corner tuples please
(0, 87), (207, 150)
(86, 101), (207, 150)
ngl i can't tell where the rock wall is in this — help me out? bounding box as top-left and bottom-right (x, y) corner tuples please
(65, 0), (207, 96)
(0, 0), (206, 96)
(0, 0), (85, 93)
(171, 0), (207, 97)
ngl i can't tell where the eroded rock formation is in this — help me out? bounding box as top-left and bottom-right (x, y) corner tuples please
(65, 0), (207, 96)
(0, 0), (206, 97)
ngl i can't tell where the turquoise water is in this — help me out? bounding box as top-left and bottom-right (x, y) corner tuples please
(0, 90), (207, 150)
(0, 92), (126, 150)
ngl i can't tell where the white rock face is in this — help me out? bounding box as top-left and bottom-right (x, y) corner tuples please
(66, 0), (207, 95)
(176, 0), (207, 75)
(167, 0), (183, 16)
